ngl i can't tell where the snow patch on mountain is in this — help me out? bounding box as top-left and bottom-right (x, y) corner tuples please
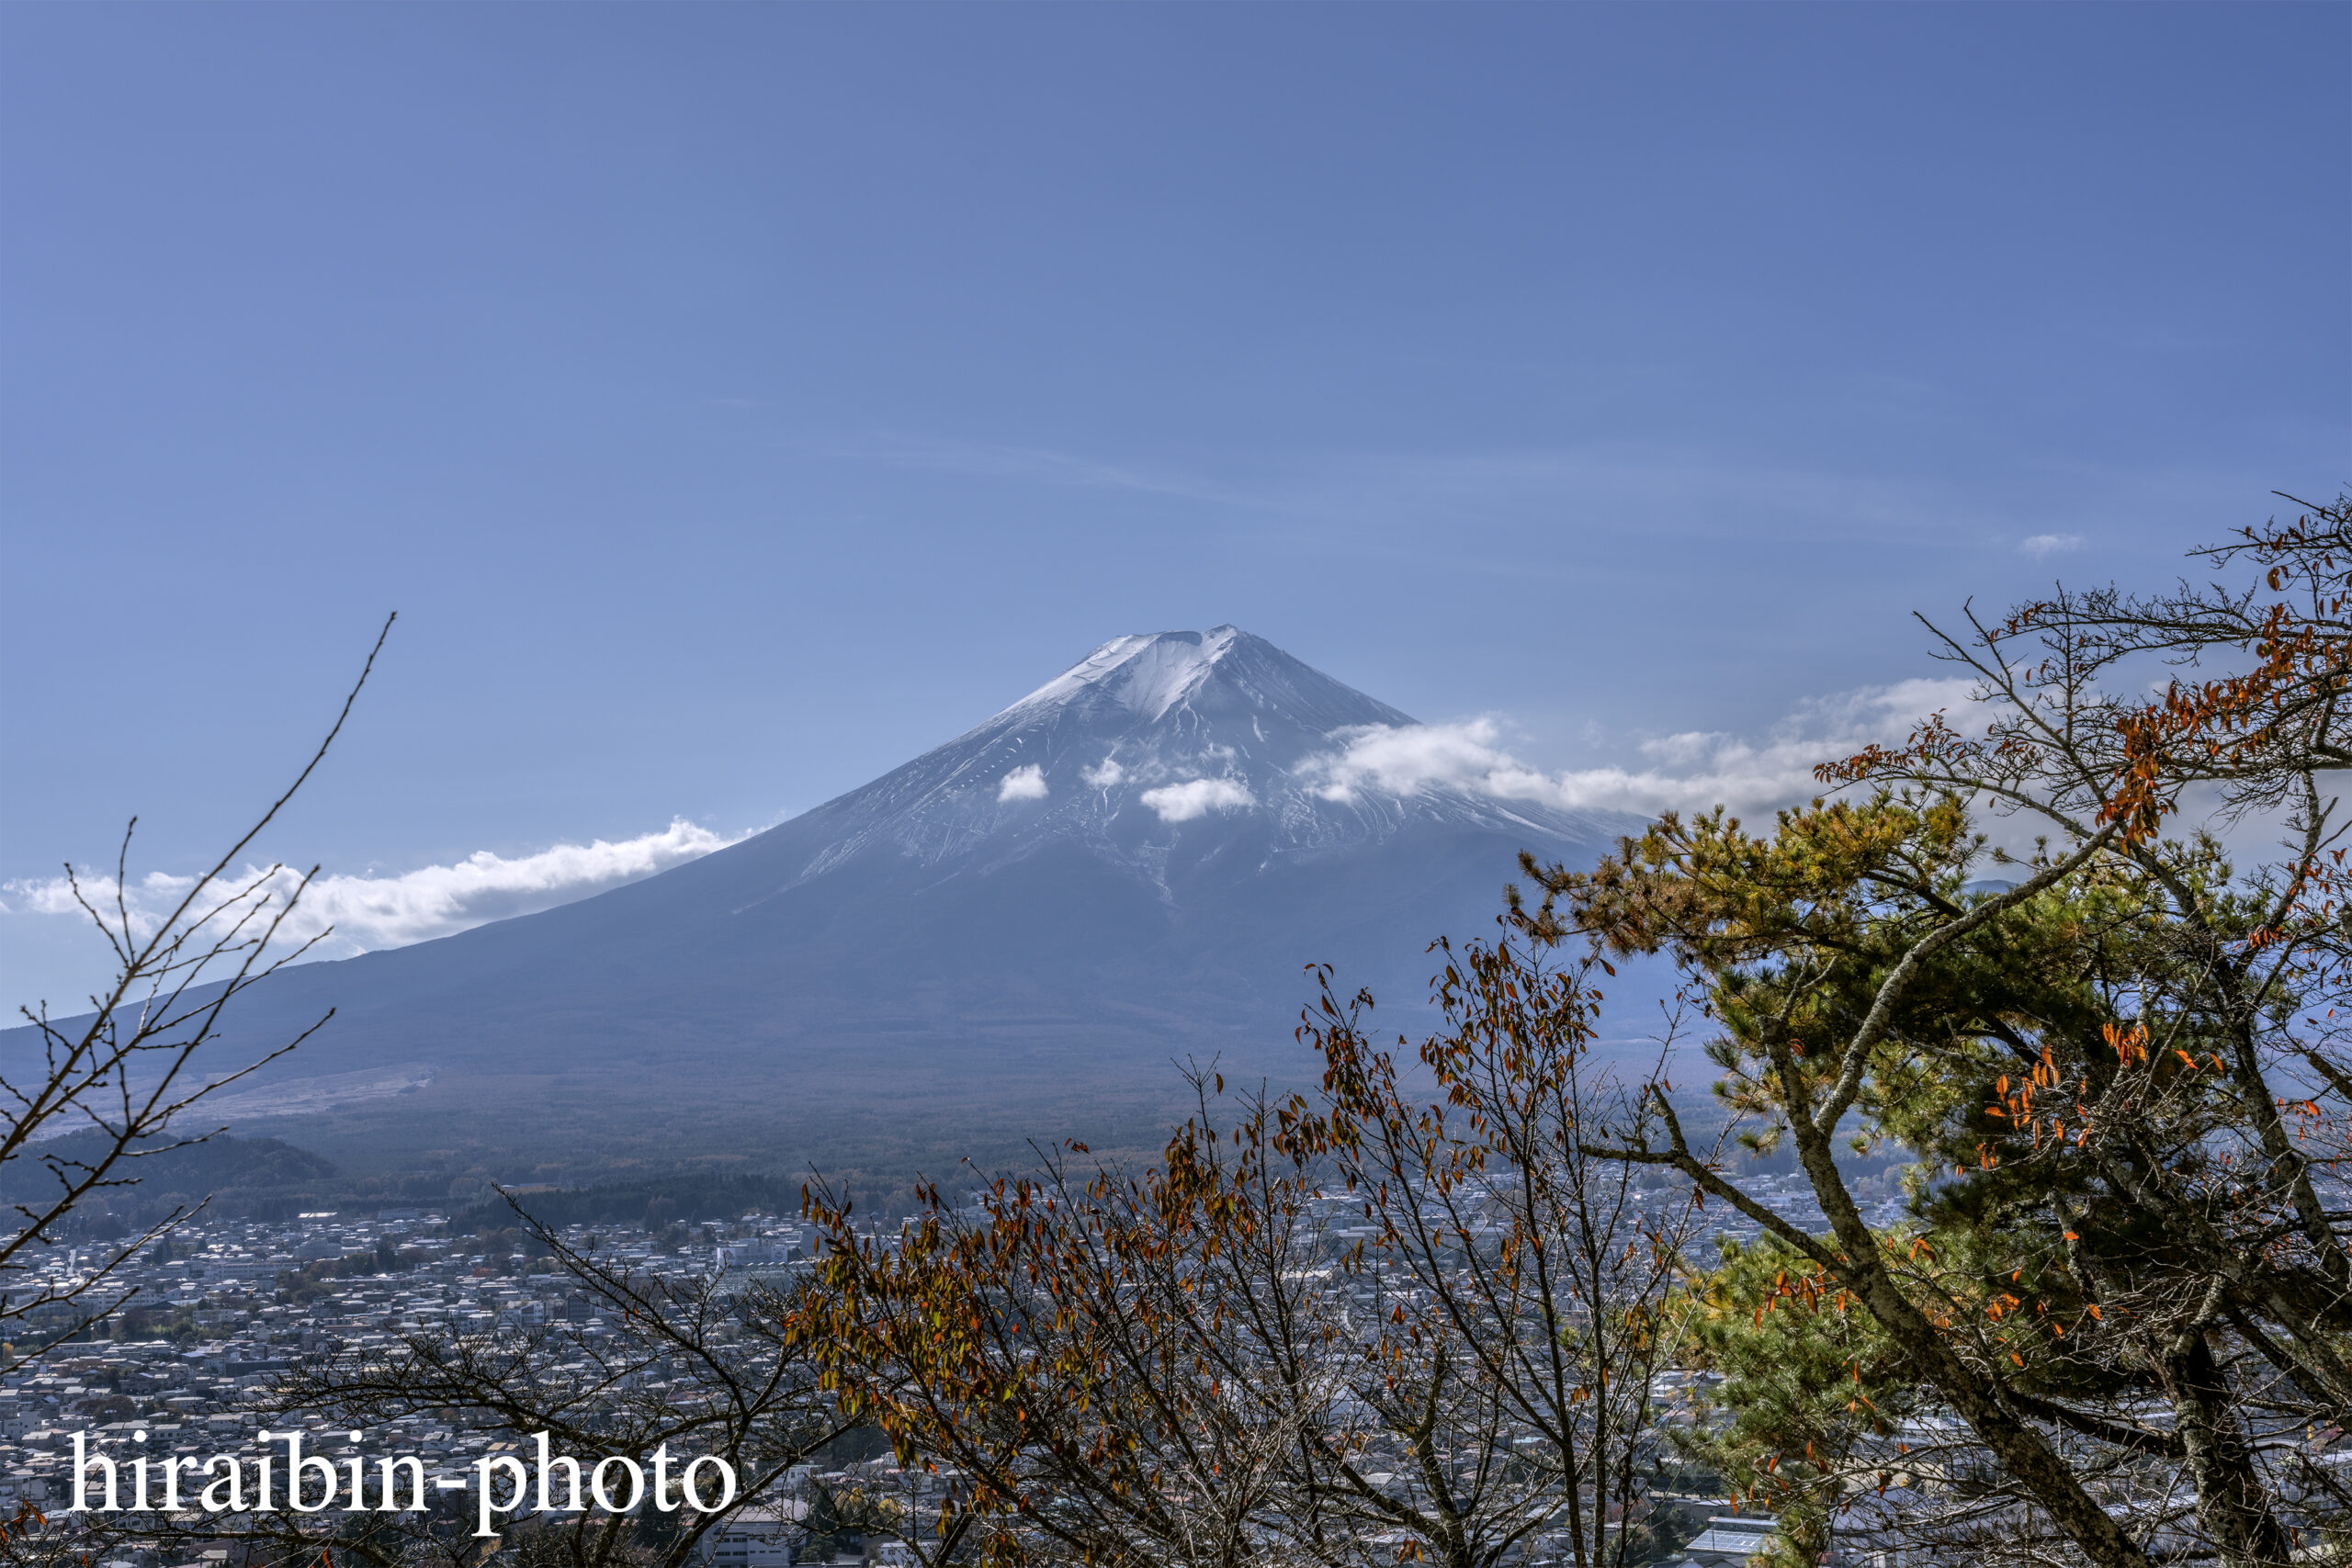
(999, 625), (1244, 724)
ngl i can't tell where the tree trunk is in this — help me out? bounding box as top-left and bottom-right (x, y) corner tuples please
(1784, 1100), (2154, 1568)
(2157, 1330), (2296, 1567)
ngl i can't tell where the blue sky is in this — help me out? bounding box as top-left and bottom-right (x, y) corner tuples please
(4, 3), (2346, 1009)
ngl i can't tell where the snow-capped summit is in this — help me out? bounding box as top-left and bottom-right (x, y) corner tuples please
(998, 625), (1405, 730)
(777, 626), (1609, 888)
(99, 630), (1634, 1179)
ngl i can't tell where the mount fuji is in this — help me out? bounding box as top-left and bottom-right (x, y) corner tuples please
(91, 630), (1637, 1180)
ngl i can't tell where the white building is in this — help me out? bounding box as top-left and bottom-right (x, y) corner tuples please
(694, 1502), (808, 1568)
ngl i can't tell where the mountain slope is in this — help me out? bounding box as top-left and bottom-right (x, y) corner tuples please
(37, 629), (1634, 1183)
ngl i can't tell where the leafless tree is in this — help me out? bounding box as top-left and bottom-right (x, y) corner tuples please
(1291, 944), (1713, 1568)
(0, 615), (393, 1358)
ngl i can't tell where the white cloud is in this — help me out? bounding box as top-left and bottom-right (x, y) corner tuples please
(2020, 533), (2086, 559)
(1080, 759), (1125, 789)
(1297, 677), (1981, 822)
(3, 818), (740, 959)
(1138, 777), (1256, 823)
(998, 764), (1049, 802)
